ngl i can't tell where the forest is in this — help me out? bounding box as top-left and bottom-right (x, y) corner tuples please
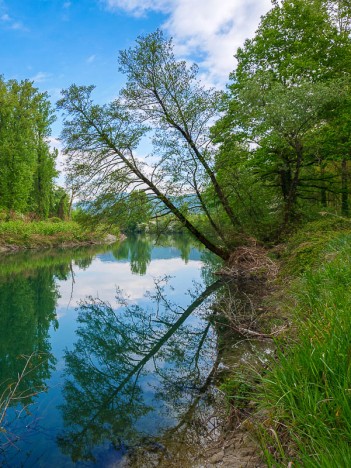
(2, 0), (351, 252)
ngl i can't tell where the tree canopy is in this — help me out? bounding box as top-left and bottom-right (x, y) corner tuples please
(213, 0), (351, 228)
(58, 31), (245, 259)
(0, 77), (58, 218)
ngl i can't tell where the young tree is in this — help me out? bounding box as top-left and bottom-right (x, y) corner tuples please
(51, 186), (69, 220)
(118, 30), (240, 230)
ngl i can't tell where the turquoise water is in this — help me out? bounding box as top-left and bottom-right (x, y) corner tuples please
(0, 235), (222, 467)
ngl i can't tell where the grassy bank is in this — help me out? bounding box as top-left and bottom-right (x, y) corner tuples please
(0, 219), (116, 251)
(255, 218), (351, 465)
(214, 217), (351, 466)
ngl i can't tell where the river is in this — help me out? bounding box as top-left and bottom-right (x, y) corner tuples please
(0, 234), (225, 467)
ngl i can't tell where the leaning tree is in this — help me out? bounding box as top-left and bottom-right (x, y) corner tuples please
(58, 31), (243, 260)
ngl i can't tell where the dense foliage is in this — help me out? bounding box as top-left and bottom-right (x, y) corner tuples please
(213, 0), (351, 234)
(58, 31), (241, 260)
(0, 77), (59, 218)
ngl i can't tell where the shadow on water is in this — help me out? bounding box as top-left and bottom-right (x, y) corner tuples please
(0, 246), (107, 460)
(0, 269), (58, 404)
(0, 244), (120, 394)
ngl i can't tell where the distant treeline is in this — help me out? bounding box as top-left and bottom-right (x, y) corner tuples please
(0, 77), (66, 219)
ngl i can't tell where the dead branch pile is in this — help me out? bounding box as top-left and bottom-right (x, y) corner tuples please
(217, 246), (278, 280)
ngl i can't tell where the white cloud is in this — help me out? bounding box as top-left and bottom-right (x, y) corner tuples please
(56, 256), (203, 314)
(0, 6), (28, 31)
(48, 136), (62, 153)
(11, 20), (26, 30)
(102, 0), (272, 85)
(30, 71), (52, 83)
(103, 0), (169, 16)
(63, 1), (72, 8)
(86, 54), (96, 63)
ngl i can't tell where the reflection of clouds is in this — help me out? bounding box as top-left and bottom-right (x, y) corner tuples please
(56, 257), (203, 315)
(55, 311), (67, 320)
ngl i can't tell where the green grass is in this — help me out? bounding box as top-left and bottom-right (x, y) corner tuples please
(0, 220), (112, 249)
(257, 225), (351, 466)
(280, 215), (351, 276)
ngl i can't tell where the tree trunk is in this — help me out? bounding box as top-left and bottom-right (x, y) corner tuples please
(341, 158), (349, 217)
(68, 189), (75, 219)
(153, 89), (242, 229)
(282, 144), (303, 227)
(103, 137), (231, 260)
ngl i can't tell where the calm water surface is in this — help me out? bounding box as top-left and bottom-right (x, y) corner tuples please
(0, 235), (223, 467)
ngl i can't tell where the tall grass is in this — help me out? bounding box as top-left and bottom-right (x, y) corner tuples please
(258, 231), (351, 466)
(0, 220), (110, 248)
(0, 220), (84, 237)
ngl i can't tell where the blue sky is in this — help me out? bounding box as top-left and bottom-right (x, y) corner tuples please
(0, 0), (272, 181)
(0, 1), (164, 121)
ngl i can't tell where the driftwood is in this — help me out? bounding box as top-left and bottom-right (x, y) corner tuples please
(228, 324), (287, 339)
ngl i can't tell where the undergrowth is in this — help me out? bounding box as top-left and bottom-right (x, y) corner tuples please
(280, 215), (351, 276)
(257, 218), (351, 466)
(0, 220), (117, 249)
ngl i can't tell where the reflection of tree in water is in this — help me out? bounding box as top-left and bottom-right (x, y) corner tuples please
(0, 269), (59, 403)
(111, 234), (198, 275)
(0, 247), (100, 456)
(200, 250), (224, 286)
(0, 266), (61, 460)
(165, 233), (195, 263)
(112, 236), (152, 274)
(58, 278), (223, 463)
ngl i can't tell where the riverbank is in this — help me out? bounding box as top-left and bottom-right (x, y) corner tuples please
(210, 216), (351, 466)
(0, 220), (122, 252)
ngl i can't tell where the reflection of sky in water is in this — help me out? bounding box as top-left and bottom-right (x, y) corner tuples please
(1, 239), (218, 467)
(56, 257), (204, 314)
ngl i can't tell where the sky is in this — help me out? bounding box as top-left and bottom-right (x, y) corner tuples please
(0, 0), (272, 182)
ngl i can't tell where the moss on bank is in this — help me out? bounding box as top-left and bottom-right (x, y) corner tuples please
(0, 220), (118, 251)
